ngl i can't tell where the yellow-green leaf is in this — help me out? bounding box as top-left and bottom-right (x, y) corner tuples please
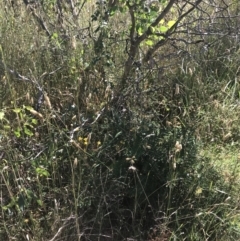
(25, 106), (33, 111)
(149, 26), (155, 34)
(14, 128), (21, 137)
(145, 40), (154, 46)
(4, 125), (11, 130)
(159, 26), (168, 33)
(0, 111), (4, 120)
(160, 19), (165, 24)
(31, 119), (38, 125)
(13, 108), (21, 113)
(24, 127), (33, 136)
(167, 20), (176, 28)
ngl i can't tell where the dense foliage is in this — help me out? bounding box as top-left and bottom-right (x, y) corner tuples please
(0, 0), (239, 240)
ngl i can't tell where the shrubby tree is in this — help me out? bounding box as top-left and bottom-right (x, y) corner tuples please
(0, 0), (239, 240)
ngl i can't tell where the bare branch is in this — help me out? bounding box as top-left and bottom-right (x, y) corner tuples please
(137, 0), (177, 44)
(127, 2), (136, 44)
(143, 0), (204, 63)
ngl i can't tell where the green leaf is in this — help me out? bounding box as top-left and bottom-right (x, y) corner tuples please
(14, 127), (21, 138)
(51, 32), (58, 40)
(110, 6), (118, 16)
(4, 125), (11, 130)
(25, 106), (33, 111)
(0, 111), (4, 120)
(26, 189), (35, 199)
(159, 26), (168, 33)
(167, 20), (176, 28)
(37, 199), (43, 206)
(31, 119), (38, 125)
(137, 26), (143, 36)
(36, 167), (50, 177)
(3, 198), (16, 210)
(13, 108), (21, 113)
(149, 26), (155, 34)
(2, 206), (8, 211)
(145, 40), (154, 46)
(24, 123), (34, 128)
(24, 127), (33, 136)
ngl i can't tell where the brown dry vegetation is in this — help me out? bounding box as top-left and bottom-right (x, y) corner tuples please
(0, 0), (240, 240)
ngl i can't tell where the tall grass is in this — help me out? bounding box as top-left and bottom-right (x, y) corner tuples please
(0, 1), (239, 240)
